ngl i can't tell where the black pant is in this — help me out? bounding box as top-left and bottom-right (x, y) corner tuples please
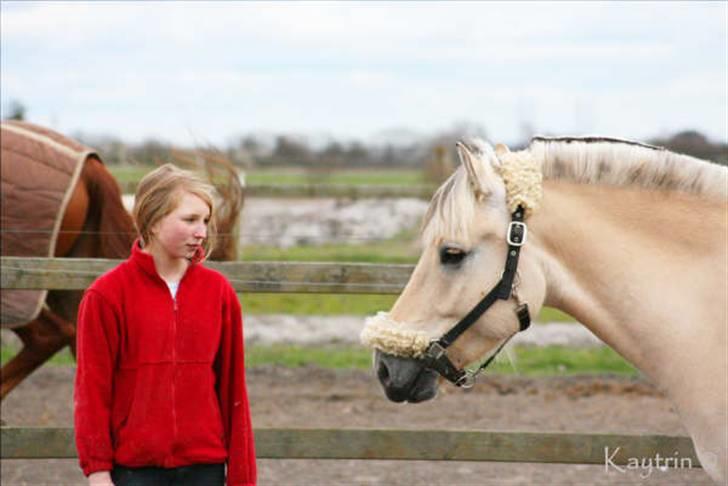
(111, 463), (225, 486)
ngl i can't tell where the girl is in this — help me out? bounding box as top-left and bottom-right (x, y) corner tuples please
(74, 164), (256, 486)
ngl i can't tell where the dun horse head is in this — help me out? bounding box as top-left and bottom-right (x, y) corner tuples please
(362, 139), (547, 402)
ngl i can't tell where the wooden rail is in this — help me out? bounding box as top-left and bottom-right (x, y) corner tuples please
(0, 427), (700, 466)
(0, 257), (412, 294)
(120, 182), (436, 199)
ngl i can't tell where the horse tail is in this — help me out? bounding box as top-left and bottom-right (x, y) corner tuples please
(82, 156), (137, 259)
(170, 148), (244, 261)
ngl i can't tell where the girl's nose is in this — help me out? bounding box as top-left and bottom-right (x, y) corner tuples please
(194, 224), (207, 239)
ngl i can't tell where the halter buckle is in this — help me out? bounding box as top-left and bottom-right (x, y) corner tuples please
(424, 341), (446, 360)
(507, 221), (528, 246)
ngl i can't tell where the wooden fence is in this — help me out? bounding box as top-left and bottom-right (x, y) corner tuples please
(0, 257), (412, 294)
(1, 427), (699, 466)
(0, 257), (700, 468)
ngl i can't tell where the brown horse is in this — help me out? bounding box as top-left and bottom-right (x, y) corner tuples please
(0, 121), (244, 400)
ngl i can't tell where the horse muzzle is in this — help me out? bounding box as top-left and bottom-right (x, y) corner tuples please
(374, 350), (439, 403)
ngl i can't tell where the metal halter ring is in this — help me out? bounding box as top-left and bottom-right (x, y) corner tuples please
(455, 371), (476, 389)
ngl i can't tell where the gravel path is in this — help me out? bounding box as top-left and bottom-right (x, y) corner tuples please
(240, 197), (429, 247)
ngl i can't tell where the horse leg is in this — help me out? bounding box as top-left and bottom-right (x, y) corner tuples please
(0, 309), (75, 400)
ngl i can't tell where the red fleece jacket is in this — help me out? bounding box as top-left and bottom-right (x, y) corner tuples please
(74, 242), (256, 486)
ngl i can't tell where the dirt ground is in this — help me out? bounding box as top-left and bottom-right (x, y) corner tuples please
(0, 365), (714, 485)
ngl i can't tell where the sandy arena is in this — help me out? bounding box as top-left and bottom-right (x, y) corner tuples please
(1, 364), (713, 485)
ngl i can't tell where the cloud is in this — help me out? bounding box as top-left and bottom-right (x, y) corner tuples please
(1, 1), (725, 144)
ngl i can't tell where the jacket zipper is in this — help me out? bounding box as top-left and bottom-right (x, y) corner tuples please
(170, 292), (179, 465)
(162, 271), (189, 466)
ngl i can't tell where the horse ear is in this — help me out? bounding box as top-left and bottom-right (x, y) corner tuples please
(456, 139), (500, 200)
(495, 143), (510, 157)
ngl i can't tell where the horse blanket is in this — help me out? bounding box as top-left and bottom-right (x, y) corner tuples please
(1, 120), (96, 327)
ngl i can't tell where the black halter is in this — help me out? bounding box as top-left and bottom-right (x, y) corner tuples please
(422, 205), (532, 387)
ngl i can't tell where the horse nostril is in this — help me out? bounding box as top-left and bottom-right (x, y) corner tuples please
(377, 359), (391, 385)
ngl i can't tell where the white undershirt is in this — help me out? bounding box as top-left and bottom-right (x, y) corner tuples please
(165, 280), (180, 299)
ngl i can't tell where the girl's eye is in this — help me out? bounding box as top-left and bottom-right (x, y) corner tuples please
(440, 247), (468, 266)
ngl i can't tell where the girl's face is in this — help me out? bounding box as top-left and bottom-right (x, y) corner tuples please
(150, 191), (210, 261)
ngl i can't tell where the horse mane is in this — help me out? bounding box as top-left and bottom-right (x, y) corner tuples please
(421, 136), (728, 244)
(168, 148), (244, 261)
(530, 136), (728, 200)
(82, 156), (137, 259)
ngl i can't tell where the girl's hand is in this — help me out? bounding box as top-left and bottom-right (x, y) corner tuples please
(88, 471), (114, 486)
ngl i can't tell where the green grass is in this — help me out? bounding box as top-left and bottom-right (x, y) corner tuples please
(108, 164), (156, 184)
(244, 344), (637, 376)
(241, 293), (398, 315)
(537, 307), (574, 322)
(2, 344), (634, 376)
(241, 237), (420, 265)
(246, 168), (425, 186)
(109, 165), (425, 187)
(245, 344), (374, 369)
(1, 345), (75, 367)
(486, 346), (637, 376)
(240, 292), (574, 322)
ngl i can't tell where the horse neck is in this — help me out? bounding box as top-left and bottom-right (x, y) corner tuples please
(529, 179), (727, 385)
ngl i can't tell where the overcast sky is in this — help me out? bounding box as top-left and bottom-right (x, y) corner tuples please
(1, 1), (726, 147)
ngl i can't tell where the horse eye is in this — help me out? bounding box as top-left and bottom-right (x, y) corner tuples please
(440, 247), (468, 266)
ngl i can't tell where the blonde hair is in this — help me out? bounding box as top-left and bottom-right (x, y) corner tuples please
(133, 163), (217, 258)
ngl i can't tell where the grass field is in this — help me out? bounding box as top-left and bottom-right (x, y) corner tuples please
(0, 344), (635, 376)
(240, 228), (420, 264)
(108, 165), (425, 186)
(240, 293), (573, 322)
(246, 168), (426, 186)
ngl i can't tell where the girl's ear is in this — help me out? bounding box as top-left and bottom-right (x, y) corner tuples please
(456, 139), (501, 201)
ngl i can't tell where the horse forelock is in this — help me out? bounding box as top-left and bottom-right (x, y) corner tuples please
(530, 136), (728, 200)
(421, 166), (478, 245)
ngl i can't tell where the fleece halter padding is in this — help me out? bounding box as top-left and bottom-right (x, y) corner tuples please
(360, 312), (433, 358)
(496, 150), (542, 217)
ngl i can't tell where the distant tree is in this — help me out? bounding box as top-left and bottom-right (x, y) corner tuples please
(4, 100), (26, 121)
(321, 141), (345, 166)
(649, 130), (728, 165)
(424, 144), (455, 184)
(346, 142), (369, 166)
(127, 139), (172, 166)
(425, 120), (489, 170)
(271, 135), (312, 166)
(241, 135), (262, 154)
(224, 135), (263, 169)
(74, 133), (128, 165)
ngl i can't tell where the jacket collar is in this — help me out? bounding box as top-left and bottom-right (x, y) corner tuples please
(130, 238), (200, 282)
